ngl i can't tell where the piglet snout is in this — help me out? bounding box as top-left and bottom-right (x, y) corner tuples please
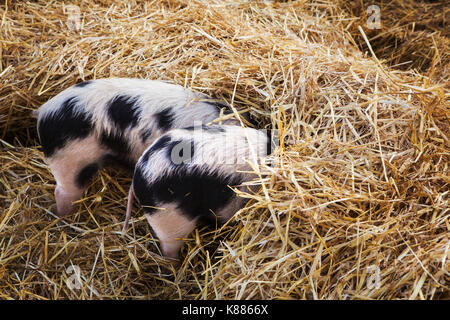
(55, 185), (81, 216)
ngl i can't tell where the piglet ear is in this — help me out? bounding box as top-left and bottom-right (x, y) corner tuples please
(32, 109), (40, 119)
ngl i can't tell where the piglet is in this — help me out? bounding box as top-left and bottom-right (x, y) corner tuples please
(34, 78), (239, 216)
(123, 125), (273, 259)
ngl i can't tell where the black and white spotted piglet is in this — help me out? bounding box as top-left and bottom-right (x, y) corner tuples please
(34, 78), (238, 216)
(124, 125), (272, 259)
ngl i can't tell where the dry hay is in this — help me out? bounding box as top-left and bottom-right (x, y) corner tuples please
(343, 0), (449, 83)
(0, 0), (449, 299)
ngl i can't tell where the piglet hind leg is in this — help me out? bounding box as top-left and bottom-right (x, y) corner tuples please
(145, 208), (197, 260)
(121, 185), (134, 235)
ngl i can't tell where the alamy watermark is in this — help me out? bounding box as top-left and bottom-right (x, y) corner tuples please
(66, 265), (82, 290)
(366, 265), (381, 289)
(366, 5), (381, 29)
(63, 4), (81, 32)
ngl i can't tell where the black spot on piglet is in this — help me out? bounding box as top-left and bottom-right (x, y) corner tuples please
(37, 97), (93, 157)
(76, 162), (99, 188)
(100, 130), (130, 155)
(99, 130), (134, 168)
(184, 124), (225, 133)
(134, 166), (241, 222)
(107, 95), (141, 131)
(74, 80), (92, 88)
(154, 108), (174, 131)
(140, 128), (153, 143)
(132, 166), (155, 210)
(140, 135), (171, 164)
(100, 154), (134, 172)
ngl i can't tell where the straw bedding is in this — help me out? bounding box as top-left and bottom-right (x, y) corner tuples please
(0, 0), (448, 299)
